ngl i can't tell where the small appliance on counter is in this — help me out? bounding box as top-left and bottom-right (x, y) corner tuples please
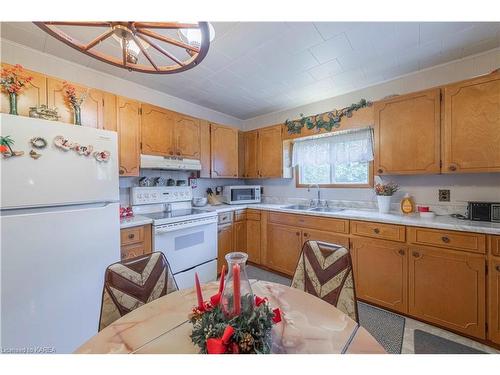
(467, 202), (500, 222)
(221, 185), (261, 204)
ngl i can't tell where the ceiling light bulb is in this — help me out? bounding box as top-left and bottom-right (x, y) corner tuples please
(179, 23), (215, 46)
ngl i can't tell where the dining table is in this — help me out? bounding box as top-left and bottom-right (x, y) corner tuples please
(76, 280), (386, 354)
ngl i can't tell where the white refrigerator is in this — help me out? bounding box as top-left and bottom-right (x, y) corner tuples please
(0, 114), (120, 353)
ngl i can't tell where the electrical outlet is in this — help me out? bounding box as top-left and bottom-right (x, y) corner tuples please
(439, 189), (450, 202)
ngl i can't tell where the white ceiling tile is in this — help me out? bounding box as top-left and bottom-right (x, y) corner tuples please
(3, 21), (500, 120)
(308, 59), (343, 80)
(313, 22), (358, 41)
(308, 33), (353, 64)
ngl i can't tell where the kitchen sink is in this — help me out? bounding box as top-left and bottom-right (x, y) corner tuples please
(309, 207), (344, 213)
(282, 205), (344, 213)
(282, 205), (312, 210)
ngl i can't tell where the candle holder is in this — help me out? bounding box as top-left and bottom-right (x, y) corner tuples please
(221, 252), (254, 318)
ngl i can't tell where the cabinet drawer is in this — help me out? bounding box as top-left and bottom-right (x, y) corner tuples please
(120, 243), (146, 260)
(120, 226), (145, 245)
(218, 211), (234, 225)
(234, 209), (247, 222)
(408, 227), (486, 254)
(490, 235), (500, 256)
(269, 212), (349, 234)
(246, 209), (261, 221)
(350, 220), (405, 242)
(302, 229), (350, 249)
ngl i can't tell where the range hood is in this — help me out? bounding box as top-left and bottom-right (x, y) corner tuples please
(140, 154), (202, 171)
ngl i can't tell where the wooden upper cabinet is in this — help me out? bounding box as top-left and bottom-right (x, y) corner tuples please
(47, 77), (104, 128)
(141, 104), (175, 156)
(443, 72), (500, 173)
(174, 114), (201, 159)
(210, 123), (239, 178)
(244, 130), (258, 178)
(117, 96), (141, 176)
(1, 64), (47, 116)
(374, 88), (441, 175)
(351, 237), (408, 314)
(238, 131), (245, 178)
(199, 120), (211, 178)
(257, 125), (283, 178)
(102, 92), (117, 132)
(488, 256), (500, 344)
(408, 245), (486, 339)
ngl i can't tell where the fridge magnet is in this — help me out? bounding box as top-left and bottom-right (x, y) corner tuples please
(93, 150), (110, 162)
(30, 136), (48, 149)
(1, 135), (24, 158)
(53, 135), (75, 151)
(74, 144), (93, 156)
(29, 149), (42, 160)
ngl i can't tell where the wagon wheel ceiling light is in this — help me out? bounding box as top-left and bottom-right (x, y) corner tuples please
(34, 22), (214, 74)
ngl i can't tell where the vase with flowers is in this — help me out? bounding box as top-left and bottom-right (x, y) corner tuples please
(1, 64), (33, 115)
(374, 182), (399, 214)
(62, 81), (88, 125)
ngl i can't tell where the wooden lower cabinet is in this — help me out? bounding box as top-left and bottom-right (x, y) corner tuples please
(246, 218), (261, 264)
(217, 223), (234, 274)
(266, 223), (302, 276)
(233, 220), (247, 253)
(302, 228), (349, 249)
(120, 224), (152, 261)
(350, 237), (408, 314)
(408, 245), (486, 339)
(489, 257), (500, 344)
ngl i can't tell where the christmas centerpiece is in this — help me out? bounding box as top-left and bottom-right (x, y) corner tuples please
(1, 64), (33, 115)
(190, 252), (281, 354)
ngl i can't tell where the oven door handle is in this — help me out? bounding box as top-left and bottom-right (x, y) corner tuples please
(155, 217), (218, 234)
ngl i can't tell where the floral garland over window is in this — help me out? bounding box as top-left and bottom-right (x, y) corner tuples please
(285, 99), (372, 134)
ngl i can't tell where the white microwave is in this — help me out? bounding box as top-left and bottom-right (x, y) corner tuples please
(222, 186), (261, 205)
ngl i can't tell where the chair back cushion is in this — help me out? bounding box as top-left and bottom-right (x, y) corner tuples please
(291, 240), (358, 322)
(99, 252), (177, 331)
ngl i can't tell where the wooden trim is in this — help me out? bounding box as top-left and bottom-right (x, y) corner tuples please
(295, 163), (374, 189)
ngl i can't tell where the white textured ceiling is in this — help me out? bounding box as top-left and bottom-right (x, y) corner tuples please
(2, 22), (500, 119)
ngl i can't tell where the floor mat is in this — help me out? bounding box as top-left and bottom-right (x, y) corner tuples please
(413, 329), (486, 354)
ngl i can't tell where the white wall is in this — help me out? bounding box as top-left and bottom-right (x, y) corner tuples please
(0, 39), (245, 128)
(244, 48), (500, 129)
(244, 48), (500, 214)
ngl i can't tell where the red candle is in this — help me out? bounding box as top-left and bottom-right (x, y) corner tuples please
(219, 264), (226, 294)
(195, 272), (204, 309)
(233, 264), (241, 315)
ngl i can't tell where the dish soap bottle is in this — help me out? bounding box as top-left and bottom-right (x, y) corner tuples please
(400, 193), (415, 214)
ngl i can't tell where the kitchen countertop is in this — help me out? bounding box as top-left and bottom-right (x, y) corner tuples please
(120, 215), (153, 229)
(203, 203), (500, 235)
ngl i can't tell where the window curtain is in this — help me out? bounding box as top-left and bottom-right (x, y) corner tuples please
(291, 127), (374, 167)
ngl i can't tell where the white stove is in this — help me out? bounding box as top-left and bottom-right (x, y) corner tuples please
(131, 187), (218, 289)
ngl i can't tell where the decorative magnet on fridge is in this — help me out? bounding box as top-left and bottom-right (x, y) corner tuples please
(1, 135), (25, 158)
(53, 135), (75, 151)
(74, 144), (93, 156)
(93, 150), (110, 162)
(30, 136), (48, 149)
(29, 149), (42, 159)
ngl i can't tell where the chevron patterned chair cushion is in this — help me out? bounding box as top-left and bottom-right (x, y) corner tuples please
(291, 240), (358, 322)
(99, 252), (178, 331)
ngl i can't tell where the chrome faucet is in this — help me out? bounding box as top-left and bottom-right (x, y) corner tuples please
(308, 184), (322, 207)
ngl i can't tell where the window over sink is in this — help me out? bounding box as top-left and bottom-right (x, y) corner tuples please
(292, 127), (374, 187)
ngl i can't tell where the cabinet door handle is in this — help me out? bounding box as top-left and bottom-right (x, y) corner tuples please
(377, 168), (383, 174)
(296, 232), (300, 236)
(373, 228), (380, 234)
(448, 165), (457, 171)
(398, 249), (405, 256)
(128, 233), (135, 239)
(304, 233), (309, 238)
(169, 151), (174, 155)
(412, 251), (420, 258)
(176, 151), (181, 156)
(441, 236), (450, 243)
(496, 265), (500, 272)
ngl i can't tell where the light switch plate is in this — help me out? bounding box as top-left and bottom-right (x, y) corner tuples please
(439, 189), (450, 202)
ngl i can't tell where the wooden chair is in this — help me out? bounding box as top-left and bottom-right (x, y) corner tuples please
(291, 240), (358, 322)
(98, 251), (178, 331)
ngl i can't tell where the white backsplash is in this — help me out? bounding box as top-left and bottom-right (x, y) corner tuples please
(119, 170), (245, 206)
